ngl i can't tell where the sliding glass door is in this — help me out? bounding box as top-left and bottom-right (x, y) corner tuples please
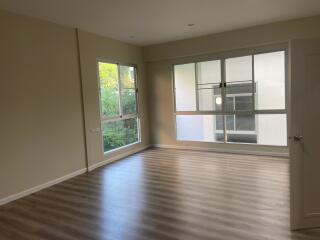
(98, 62), (140, 153)
(174, 49), (287, 146)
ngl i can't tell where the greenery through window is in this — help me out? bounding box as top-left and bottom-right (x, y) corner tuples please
(98, 62), (139, 152)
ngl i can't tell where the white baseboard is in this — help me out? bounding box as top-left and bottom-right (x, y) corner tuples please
(88, 144), (152, 172)
(153, 144), (289, 158)
(0, 168), (87, 206)
(0, 145), (152, 206)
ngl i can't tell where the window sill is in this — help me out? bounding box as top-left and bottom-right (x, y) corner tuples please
(103, 141), (141, 156)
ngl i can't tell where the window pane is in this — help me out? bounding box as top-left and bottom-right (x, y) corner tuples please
(226, 82), (253, 94)
(174, 64), (196, 111)
(225, 83), (253, 111)
(225, 55), (252, 82)
(176, 115), (223, 142)
(215, 115), (235, 132)
(225, 56), (253, 111)
(198, 87), (222, 111)
(120, 66), (137, 115)
(216, 115), (224, 131)
(198, 81), (222, 111)
(235, 96), (253, 111)
(235, 114), (255, 131)
(120, 65), (135, 89)
(198, 88), (213, 111)
(121, 89), (137, 115)
(197, 60), (221, 84)
(102, 118), (139, 152)
(256, 114), (287, 146)
(254, 51), (285, 110)
(225, 97), (234, 112)
(98, 62), (120, 117)
(226, 115), (234, 130)
(225, 114), (256, 144)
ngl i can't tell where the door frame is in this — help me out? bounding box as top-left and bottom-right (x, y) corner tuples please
(289, 39), (320, 230)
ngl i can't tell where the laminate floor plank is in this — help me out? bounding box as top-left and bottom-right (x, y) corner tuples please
(1, 148), (320, 240)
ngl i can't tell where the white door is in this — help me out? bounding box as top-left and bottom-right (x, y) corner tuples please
(290, 39), (320, 230)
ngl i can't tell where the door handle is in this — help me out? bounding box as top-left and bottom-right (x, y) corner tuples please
(289, 136), (303, 141)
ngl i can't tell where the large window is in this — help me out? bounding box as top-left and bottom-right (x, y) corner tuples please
(174, 50), (287, 146)
(98, 62), (140, 152)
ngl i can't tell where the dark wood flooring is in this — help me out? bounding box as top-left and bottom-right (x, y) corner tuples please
(1, 148), (320, 240)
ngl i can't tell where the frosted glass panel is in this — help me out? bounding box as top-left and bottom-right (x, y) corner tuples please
(225, 55), (252, 82)
(197, 60), (222, 111)
(174, 64), (196, 111)
(176, 114), (287, 145)
(198, 89), (214, 111)
(225, 56), (253, 111)
(254, 51), (285, 110)
(197, 60), (221, 84)
(176, 115), (223, 142)
(198, 87), (222, 111)
(256, 114), (287, 146)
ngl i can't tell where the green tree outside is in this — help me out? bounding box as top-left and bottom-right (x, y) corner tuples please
(98, 63), (138, 152)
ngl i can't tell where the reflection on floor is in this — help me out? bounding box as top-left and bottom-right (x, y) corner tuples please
(1, 148), (320, 240)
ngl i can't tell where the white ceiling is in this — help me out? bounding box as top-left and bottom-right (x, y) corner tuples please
(1, 0), (320, 46)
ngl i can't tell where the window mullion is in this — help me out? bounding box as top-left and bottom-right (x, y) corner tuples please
(195, 63), (199, 111)
(221, 58), (227, 143)
(134, 67), (140, 118)
(117, 64), (123, 117)
(252, 55), (255, 112)
(102, 114), (137, 124)
(233, 97), (236, 132)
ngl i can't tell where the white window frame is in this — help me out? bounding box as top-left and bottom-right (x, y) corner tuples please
(172, 44), (288, 147)
(97, 60), (141, 153)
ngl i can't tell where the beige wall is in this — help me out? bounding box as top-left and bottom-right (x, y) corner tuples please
(0, 10), (86, 199)
(0, 10), (150, 201)
(77, 30), (150, 168)
(144, 15), (320, 155)
(144, 15), (320, 61)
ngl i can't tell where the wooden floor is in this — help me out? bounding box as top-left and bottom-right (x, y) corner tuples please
(1, 148), (320, 240)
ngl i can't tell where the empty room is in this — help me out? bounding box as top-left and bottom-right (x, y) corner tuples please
(1, 0), (320, 239)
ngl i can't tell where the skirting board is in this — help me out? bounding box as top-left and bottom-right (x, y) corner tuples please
(0, 168), (87, 206)
(153, 144), (289, 158)
(88, 144), (152, 172)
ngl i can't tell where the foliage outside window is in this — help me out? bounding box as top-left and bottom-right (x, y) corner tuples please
(98, 62), (139, 152)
